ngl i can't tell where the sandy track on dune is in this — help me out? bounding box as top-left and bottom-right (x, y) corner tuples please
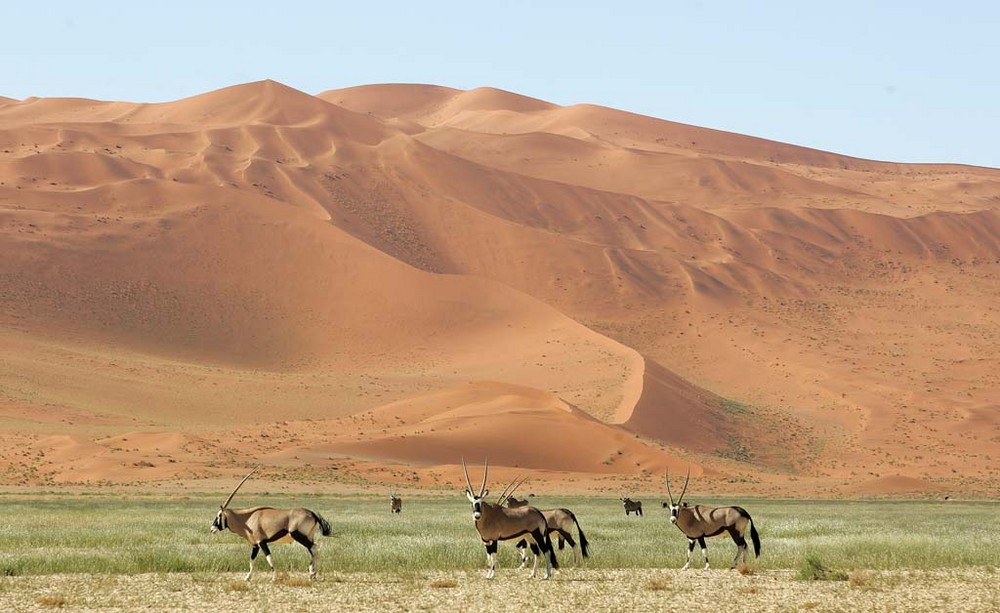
(2, 569), (997, 612)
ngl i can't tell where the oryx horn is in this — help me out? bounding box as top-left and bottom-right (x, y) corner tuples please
(223, 465), (261, 509)
(498, 475), (528, 506)
(461, 456), (488, 497)
(665, 464), (691, 506)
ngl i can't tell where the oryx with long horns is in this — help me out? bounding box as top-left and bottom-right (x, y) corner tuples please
(462, 458), (558, 579)
(663, 466), (760, 570)
(210, 466), (333, 581)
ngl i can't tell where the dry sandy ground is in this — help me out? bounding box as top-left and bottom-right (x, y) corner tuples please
(2, 569), (997, 612)
(2, 80), (999, 497)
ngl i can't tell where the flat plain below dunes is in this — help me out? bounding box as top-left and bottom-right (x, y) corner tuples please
(4, 569), (998, 613)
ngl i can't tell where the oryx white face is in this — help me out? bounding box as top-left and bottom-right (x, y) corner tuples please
(210, 507), (226, 533)
(466, 489), (484, 519)
(668, 503), (680, 523)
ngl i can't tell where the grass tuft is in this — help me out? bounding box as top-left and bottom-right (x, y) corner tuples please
(35, 594), (69, 607)
(429, 578), (457, 588)
(644, 575), (671, 591)
(798, 556), (848, 581)
(277, 575), (313, 587)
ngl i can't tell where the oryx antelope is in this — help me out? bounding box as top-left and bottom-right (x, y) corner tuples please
(462, 458), (558, 579)
(620, 497), (643, 516)
(390, 493), (403, 514)
(506, 495), (529, 508)
(210, 467), (333, 581)
(663, 466), (760, 570)
(516, 507), (591, 567)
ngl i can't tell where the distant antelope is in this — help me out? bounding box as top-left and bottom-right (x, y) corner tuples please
(390, 493), (402, 514)
(506, 495), (529, 508)
(210, 467), (333, 581)
(462, 458), (558, 579)
(620, 497), (643, 516)
(663, 466), (760, 570)
(516, 507), (591, 567)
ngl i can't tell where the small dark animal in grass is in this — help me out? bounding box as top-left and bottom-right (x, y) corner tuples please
(663, 466), (760, 570)
(390, 493), (402, 514)
(620, 496), (643, 516)
(462, 458), (558, 579)
(210, 466), (332, 581)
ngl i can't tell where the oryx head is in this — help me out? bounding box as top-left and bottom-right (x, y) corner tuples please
(461, 457), (489, 520)
(211, 466), (260, 533)
(664, 465), (691, 524)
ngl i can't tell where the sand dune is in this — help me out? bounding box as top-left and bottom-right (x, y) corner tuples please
(2, 80), (998, 497)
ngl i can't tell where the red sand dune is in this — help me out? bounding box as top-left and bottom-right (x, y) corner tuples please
(1, 80), (998, 498)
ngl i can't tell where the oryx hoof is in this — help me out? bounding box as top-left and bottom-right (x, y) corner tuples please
(703, 564), (711, 571)
(680, 563), (690, 571)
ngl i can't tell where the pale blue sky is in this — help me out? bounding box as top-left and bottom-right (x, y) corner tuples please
(3, 1), (998, 168)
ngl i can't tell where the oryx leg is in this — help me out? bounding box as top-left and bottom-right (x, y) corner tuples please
(514, 538), (529, 569)
(246, 544), (260, 581)
(259, 541), (277, 581)
(291, 531), (319, 578)
(682, 538), (695, 570)
(729, 528), (748, 569)
(698, 536), (709, 570)
(556, 530), (578, 564)
(529, 529), (553, 579)
(484, 541), (498, 579)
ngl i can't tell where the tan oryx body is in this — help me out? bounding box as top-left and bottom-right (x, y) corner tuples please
(664, 467), (760, 570)
(620, 497), (643, 516)
(462, 459), (558, 579)
(390, 493), (402, 514)
(516, 507), (591, 567)
(210, 467), (333, 581)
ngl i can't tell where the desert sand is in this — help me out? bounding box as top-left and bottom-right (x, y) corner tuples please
(1, 80), (998, 498)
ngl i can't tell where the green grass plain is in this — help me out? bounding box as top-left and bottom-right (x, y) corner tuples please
(0, 494), (996, 577)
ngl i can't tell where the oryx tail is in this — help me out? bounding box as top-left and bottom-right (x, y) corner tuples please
(311, 509), (333, 537)
(734, 506), (761, 558)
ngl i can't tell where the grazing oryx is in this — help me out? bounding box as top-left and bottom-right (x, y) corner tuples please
(620, 496), (643, 516)
(462, 458), (558, 579)
(390, 493), (402, 514)
(663, 466), (760, 570)
(516, 507), (591, 567)
(210, 466), (333, 581)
